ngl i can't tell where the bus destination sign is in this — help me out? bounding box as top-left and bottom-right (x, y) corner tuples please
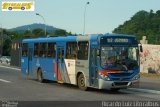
(107, 38), (129, 43)
(100, 37), (137, 45)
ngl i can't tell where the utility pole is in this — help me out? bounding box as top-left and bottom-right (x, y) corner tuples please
(36, 13), (46, 36)
(83, 2), (90, 36)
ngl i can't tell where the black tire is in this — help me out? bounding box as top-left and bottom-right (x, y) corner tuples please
(37, 69), (44, 83)
(110, 88), (120, 92)
(8, 7), (12, 10)
(78, 74), (88, 91)
(21, 7), (25, 10)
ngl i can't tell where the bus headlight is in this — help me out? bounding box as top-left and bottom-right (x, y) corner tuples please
(132, 74), (140, 80)
(99, 74), (110, 81)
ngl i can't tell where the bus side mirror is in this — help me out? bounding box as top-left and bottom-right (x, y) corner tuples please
(139, 44), (143, 52)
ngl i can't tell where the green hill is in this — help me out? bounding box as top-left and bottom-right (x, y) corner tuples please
(8, 23), (59, 34)
(113, 10), (160, 44)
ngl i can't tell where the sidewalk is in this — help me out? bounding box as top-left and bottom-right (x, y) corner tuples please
(139, 76), (160, 91)
(0, 63), (20, 70)
(140, 72), (160, 83)
(140, 76), (160, 83)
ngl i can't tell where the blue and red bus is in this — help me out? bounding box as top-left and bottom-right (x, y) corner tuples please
(21, 34), (141, 91)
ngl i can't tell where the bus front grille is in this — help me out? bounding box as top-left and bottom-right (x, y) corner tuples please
(112, 78), (130, 81)
(114, 82), (128, 86)
(109, 73), (133, 77)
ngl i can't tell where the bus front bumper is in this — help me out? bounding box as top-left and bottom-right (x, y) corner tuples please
(98, 79), (139, 89)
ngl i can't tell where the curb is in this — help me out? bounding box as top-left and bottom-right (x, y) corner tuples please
(127, 88), (160, 94)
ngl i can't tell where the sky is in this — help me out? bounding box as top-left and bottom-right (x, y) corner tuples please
(0, 0), (160, 34)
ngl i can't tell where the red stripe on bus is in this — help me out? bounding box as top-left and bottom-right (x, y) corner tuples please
(54, 61), (61, 81)
(97, 70), (120, 75)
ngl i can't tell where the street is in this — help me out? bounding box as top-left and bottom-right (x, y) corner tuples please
(0, 64), (160, 102)
(139, 77), (160, 91)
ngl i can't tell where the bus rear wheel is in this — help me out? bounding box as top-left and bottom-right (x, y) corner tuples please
(78, 74), (88, 91)
(37, 69), (44, 83)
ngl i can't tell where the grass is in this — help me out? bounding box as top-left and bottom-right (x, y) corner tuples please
(140, 72), (160, 79)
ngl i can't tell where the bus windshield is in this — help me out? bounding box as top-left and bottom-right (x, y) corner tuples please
(101, 46), (139, 71)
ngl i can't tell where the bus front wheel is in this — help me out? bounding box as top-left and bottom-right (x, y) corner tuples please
(37, 69), (44, 83)
(78, 74), (88, 91)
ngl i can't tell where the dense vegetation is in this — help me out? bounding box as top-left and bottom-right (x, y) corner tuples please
(0, 28), (74, 56)
(23, 28), (73, 38)
(113, 10), (160, 44)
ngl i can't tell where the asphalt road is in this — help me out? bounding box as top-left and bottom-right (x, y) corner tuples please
(0, 65), (160, 106)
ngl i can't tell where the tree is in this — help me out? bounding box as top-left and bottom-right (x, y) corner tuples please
(54, 29), (67, 36)
(32, 28), (46, 38)
(3, 39), (11, 56)
(24, 30), (32, 38)
(113, 10), (160, 44)
(1, 26), (76, 56)
(0, 29), (23, 56)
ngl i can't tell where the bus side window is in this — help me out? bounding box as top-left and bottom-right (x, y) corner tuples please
(34, 43), (39, 57)
(39, 43), (47, 57)
(77, 42), (88, 60)
(66, 42), (77, 59)
(47, 43), (56, 58)
(22, 43), (28, 57)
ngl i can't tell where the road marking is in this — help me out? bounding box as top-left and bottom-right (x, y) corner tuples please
(123, 88), (160, 94)
(0, 79), (11, 83)
(0, 65), (20, 71)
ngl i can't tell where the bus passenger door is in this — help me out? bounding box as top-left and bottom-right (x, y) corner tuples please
(56, 47), (64, 83)
(90, 48), (98, 86)
(28, 48), (33, 76)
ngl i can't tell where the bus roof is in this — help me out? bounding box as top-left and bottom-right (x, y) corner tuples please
(23, 36), (77, 43)
(22, 34), (136, 43)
